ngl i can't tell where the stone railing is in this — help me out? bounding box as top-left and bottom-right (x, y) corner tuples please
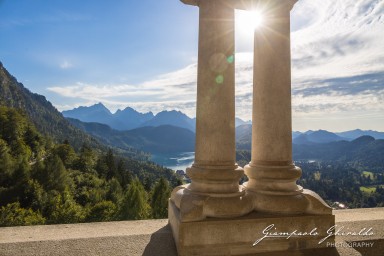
(0, 207), (383, 256)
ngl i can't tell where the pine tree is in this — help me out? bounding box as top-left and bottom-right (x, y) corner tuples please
(120, 178), (150, 220)
(12, 158), (31, 207)
(151, 177), (171, 218)
(86, 201), (117, 222)
(105, 148), (116, 180)
(47, 190), (85, 224)
(75, 144), (97, 173)
(0, 202), (45, 227)
(107, 178), (123, 204)
(54, 143), (77, 168)
(43, 154), (70, 193)
(0, 139), (14, 188)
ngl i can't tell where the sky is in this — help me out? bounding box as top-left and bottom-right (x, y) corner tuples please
(0, 0), (383, 132)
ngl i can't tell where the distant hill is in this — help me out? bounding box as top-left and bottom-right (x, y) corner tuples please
(236, 124), (252, 150)
(237, 136), (384, 170)
(235, 118), (251, 127)
(293, 136), (384, 170)
(236, 128), (384, 146)
(293, 130), (347, 145)
(63, 104), (252, 133)
(62, 103), (116, 125)
(0, 61), (182, 188)
(292, 131), (303, 139)
(63, 104), (195, 132)
(62, 103), (154, 131)
(114, 107), (154, 130)
(68, 118), (195, 153)
(0, 61), (100, 150)
(336, 129), (384, 140)
(236, 124), (252, 141)
(140, 110), (195, 132)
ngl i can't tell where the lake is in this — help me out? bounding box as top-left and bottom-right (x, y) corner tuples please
(151, 152), (195, 171)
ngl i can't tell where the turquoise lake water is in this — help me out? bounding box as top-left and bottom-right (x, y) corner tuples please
(150, 152), (195, 171)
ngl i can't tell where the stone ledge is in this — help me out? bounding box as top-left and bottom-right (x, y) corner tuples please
(0, 208), (383, 256)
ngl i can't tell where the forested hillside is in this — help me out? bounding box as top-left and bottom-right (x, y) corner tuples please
(0, 107), (179, 226)
(67, 118), (195, 153)
(0, 62), (97, 150)
(236, 148), (384, 209)
(0, 62), (185, 227)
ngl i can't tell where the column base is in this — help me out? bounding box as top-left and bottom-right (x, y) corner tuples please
(244, 164), (332, 215)
(169, 200), (336, 256)
(170, 184), (254, 222)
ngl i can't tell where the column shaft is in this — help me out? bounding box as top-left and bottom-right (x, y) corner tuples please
(252, 3), (293, 165)
(169, 1), (253, 222)
(194, 0), (236, 167)
(244, 1), (307, 214)
(185, 0), (244, 195)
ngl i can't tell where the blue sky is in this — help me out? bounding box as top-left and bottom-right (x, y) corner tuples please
(0, 0), (383, 132)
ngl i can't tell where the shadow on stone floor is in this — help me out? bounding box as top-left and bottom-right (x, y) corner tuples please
(140, 226), (384, 256)
(143, 224), (178, 256)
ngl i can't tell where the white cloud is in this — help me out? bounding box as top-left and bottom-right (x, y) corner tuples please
(49, 0), (384, 131)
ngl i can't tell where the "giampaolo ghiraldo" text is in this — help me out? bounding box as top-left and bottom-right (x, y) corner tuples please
(252, 224), (374, 246)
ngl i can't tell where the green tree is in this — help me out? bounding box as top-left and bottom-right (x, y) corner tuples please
(0, 202), (45, 227)
(0, 139), (14, 188)
(24, 125), (44, 160)
(86, 201), (117, 222)
(75, 144), (97, 173)
(105, 148), (116, 180)
(70, 170), (107, 206)
(42, 155), (70, 193)
(150, 177), (171, 219)
(54, 143), (77, 168)
(120, 178), (150, 220)
(12, 158), (32, 207)
(106, 178), (123, 204)
(48, 190), (85, 224)
(24, 179), (47, 212)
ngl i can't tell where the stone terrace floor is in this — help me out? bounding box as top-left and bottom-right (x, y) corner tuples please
(0, 208), (383, 256)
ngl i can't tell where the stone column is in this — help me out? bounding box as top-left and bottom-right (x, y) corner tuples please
(169, 1), (335, 255)
(190, 0), (241, 194)
(244, 0), (332, 214)
(169, 0), (253, 223)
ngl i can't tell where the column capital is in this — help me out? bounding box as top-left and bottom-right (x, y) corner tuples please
(180, 0), (298, 11)
(229, 0), (298, 11)
(180, 0), (199, 6)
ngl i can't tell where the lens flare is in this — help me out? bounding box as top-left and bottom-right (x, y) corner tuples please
(236, 9), (264, 32)
(215, 75), (224, 84)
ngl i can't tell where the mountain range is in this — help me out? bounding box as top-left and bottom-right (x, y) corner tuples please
(62, 103), (155, 131)
(2, 59), (383, 168)
(236, 124), (384, 147)
(67, 118), (195, 153)
(63, 103), (252, 132)
(65, 104), (383, 145)
(63, 100), (384, 154)
(62, 104), (196, 132)
(1, 61), (160, 160)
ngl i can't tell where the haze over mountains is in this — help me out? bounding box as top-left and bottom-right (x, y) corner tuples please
(63, 103), (196, 132)
(236, 124), (384, 146)
(1, 59), (384, 168)
(67, 118), (195, 154)
(63, 103), (254, 133)
(62, 103), (384, 157)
